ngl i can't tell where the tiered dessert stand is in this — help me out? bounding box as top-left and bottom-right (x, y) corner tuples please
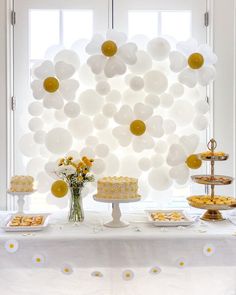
(187, 138), (235, 221)
(7, 190), (36, 213)
(93, 195), (141, 228)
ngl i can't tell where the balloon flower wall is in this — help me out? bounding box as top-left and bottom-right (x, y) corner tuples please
(19, 30), (217, 208)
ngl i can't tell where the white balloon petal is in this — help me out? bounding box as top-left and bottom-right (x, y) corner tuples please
(68, 115), (93, 139)
(104, 56), (126, 78)
(144, 71), (168, 94)
(128, 50), (152, 74)
(43, 93), (64, 110)
(132, 134), (154, 153)
(79, 90), (103, 115)
(169, 51), (187, 73)
(178, 68), (197, 88)
(118, 42), (138, 65)
(134, 103), (153, 120)
(106, 29), (127, 46)
(112, 126), (132, 147)
(59, 79), (79, 101)
(114, 105), (134, 125)
(34, 60), (54, 79)
(147, 38), (171, 61)
(198, 66), (216, 86)
(31, 80), (45, 100)
(45, 128), (72, 154)
(180, 134), (200, 154)
(85, 34), (104, 54)
(54, 50), (80, 69)
(167, 144), (186, 167)
(177, 39), (198, 56)
(87, 54), (106, 75)
(146, 115), (164, 138)
(64, 102), (80, 118)
(55, 61), (75, 80)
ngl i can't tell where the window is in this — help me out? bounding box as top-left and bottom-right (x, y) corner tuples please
(12, 0), (209, 212)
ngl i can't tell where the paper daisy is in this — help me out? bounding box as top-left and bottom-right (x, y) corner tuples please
(5, 239), (19, 253)
(61, 263), (73, 275)
(112, 103), (164, 152)
(169, 38), (217, 87)
(203, 244), (216, 256)
(32, 254), (46, 266)
(122, 269), (134, 281)
(91, 271), (103, 278)
(86, 29), (137, 78)
(149, 266), (162, 275)
(176, 258), (187, 269)
(31, 54), (79, 109)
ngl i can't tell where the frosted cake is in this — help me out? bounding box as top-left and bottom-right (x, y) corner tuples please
(10, 175), (34, 192)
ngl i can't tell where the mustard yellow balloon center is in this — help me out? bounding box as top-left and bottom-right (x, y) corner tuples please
(51, 180), (68, 198)
(188, 53), (204, 69)
(185, 154), (202, 169)
(43, 76), (59, 93)
(101, 40), (118, 57)
(130, 120), (146, 136)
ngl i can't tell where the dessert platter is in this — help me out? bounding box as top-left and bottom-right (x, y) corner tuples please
(94, 176), (141, 228)
(187, 138), (236, 221)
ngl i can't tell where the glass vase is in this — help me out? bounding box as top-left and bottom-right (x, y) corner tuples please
(68, 185), (84, 223)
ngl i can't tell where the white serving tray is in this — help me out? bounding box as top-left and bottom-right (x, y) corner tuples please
(146, 210), (195, 227)
(1, 213), (50, 232)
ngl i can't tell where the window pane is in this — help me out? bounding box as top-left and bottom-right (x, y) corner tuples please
(128, 11), (158, 38)
(29, 10), (60, 60)
(161, 11), (192, 41)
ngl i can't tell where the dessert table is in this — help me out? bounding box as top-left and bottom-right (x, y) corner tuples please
(1, 210), (236, 295)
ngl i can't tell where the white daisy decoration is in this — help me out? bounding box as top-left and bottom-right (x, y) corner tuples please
(176, 257), (188, 269)
(169, 38), (217, 87)
(32, 254), (46, 266)
(112, 103), (164, 152)
(61, 263), (73, 275)
(91, 271), (103, 278)
(149, 266), (162, 275)
(122, 269), (134, 281)
(203, 243), (216, 257)
(31, 51), (80, 109)
(86, 29), (138, 78)
(5, 239), (19, 253)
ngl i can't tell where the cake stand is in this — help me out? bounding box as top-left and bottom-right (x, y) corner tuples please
(187, 138), (235, 221)
(7, 190), (36, 213)
(93, 195), (141, 228)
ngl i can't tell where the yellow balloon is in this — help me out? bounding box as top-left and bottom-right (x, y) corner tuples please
(188, 53), (204, 69)
(43, 77), (59, 93)
(101, 40), (117, 57)
(185, 154), (202, 169)
(51, 180), (68, 198)
(130, 120), (146, 136)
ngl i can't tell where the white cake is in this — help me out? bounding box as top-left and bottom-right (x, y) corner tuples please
(96, 176), (139, 200)
(10, 175), (34, 192)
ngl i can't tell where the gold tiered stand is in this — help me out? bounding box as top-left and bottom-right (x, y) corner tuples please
(187, 138), (236, 221)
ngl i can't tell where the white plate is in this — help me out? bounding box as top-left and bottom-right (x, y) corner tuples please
(146, 210), (195, 227)
(1, 213), (50, 232)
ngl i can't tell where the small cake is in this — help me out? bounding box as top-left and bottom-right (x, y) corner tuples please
(96, 176), (139, 200)
(10, 175), (34, 192)
(188, 195), (236, 206)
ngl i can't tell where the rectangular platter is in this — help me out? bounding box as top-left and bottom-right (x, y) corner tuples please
(1, 213), (50, 232)
(146, 210), (195, 227)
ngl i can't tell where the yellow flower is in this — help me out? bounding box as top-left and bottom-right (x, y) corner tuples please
(67, 156), (73, 161)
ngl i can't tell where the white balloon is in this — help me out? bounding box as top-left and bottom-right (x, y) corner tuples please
(128, 50), (152, 74)
(68, 115), (93, 139)
(170, 100), (194, 126)
(138, 158), (151, 171)
(167, 134), (180, 145)
(40, 146), (52, 158)
(93, 114), (109, 130)
(102, 103), (117, 117)
(96, 81), (111, 96)
(31, 80), (45, 100)
(60, 79), (79, 101)
(151, 154), (164, 168)
(134, 103), (153, 120)
(148, 167), (172, 191)
(45, 161), (58, 179)
(55, 61), (75, 80)
(45, 128), (73, 154)
(79, 90), (103, 115)
(104, 153), (120, 175)
(123, 89), (145, 106)
(104, 56), (126, 78)
(145, 94), (160, 108)
(167, 144), (186, 167)
(85, 136), (99, 147)
(147, 38), (171, 61)
(33, 130), (46, 144)
(112, 126), (132, 147)
(64, 102), (80, 118)
(95, 144), (109, 158)
(169, 164), (189, 184)
(163, 119), (176, 134)
(80, 147), (95, 158)
(106, 29), (127, 46)
(78, 64), (95, 87)
(160, 93), (174, 108)
(180, 134), (200, 154)
(119, 155), (141, 178)
(43, 93), (64, 110)
(34, 60), (54, 79)
(130, 35), (149, 50)
(178, 68), (197, 88)
(132, 134), (154, 152)
(37, 172), (53, 193)
(65, 150), (80, 159)
(85, 34), (104, 55)
(91, 159), (106, 175)
(19, 133), (39, 157)
(114, 105), (134, 125)
(28, 102), (43, 116)
(146, 115), (164, 138)
(118, 42), (138, 65)
(97, 130), (119, 151)
(169, 83), (184, 98)
(193, 115), (209, 130)
(54, 109), (68, 122)
(169, 51), (187, 72)
(87, 54), (106, 75)
(54, 49), (80, 69)
(155, 140), (168, 154)
(129, 76), (144, 91)
(26, 157), (46, 178)
(106, 90), (122, 104)
(28, 118), (44, 132)
(195, 100), (210, 114)
(144, 70), (168, 94)
(198, 66), (216, 86)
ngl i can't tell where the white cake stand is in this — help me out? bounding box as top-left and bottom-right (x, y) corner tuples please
(7, 190), (37, 213)
(93, 195), (141, 228)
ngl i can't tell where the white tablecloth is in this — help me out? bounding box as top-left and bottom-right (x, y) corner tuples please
(1, 211), (236, 295)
